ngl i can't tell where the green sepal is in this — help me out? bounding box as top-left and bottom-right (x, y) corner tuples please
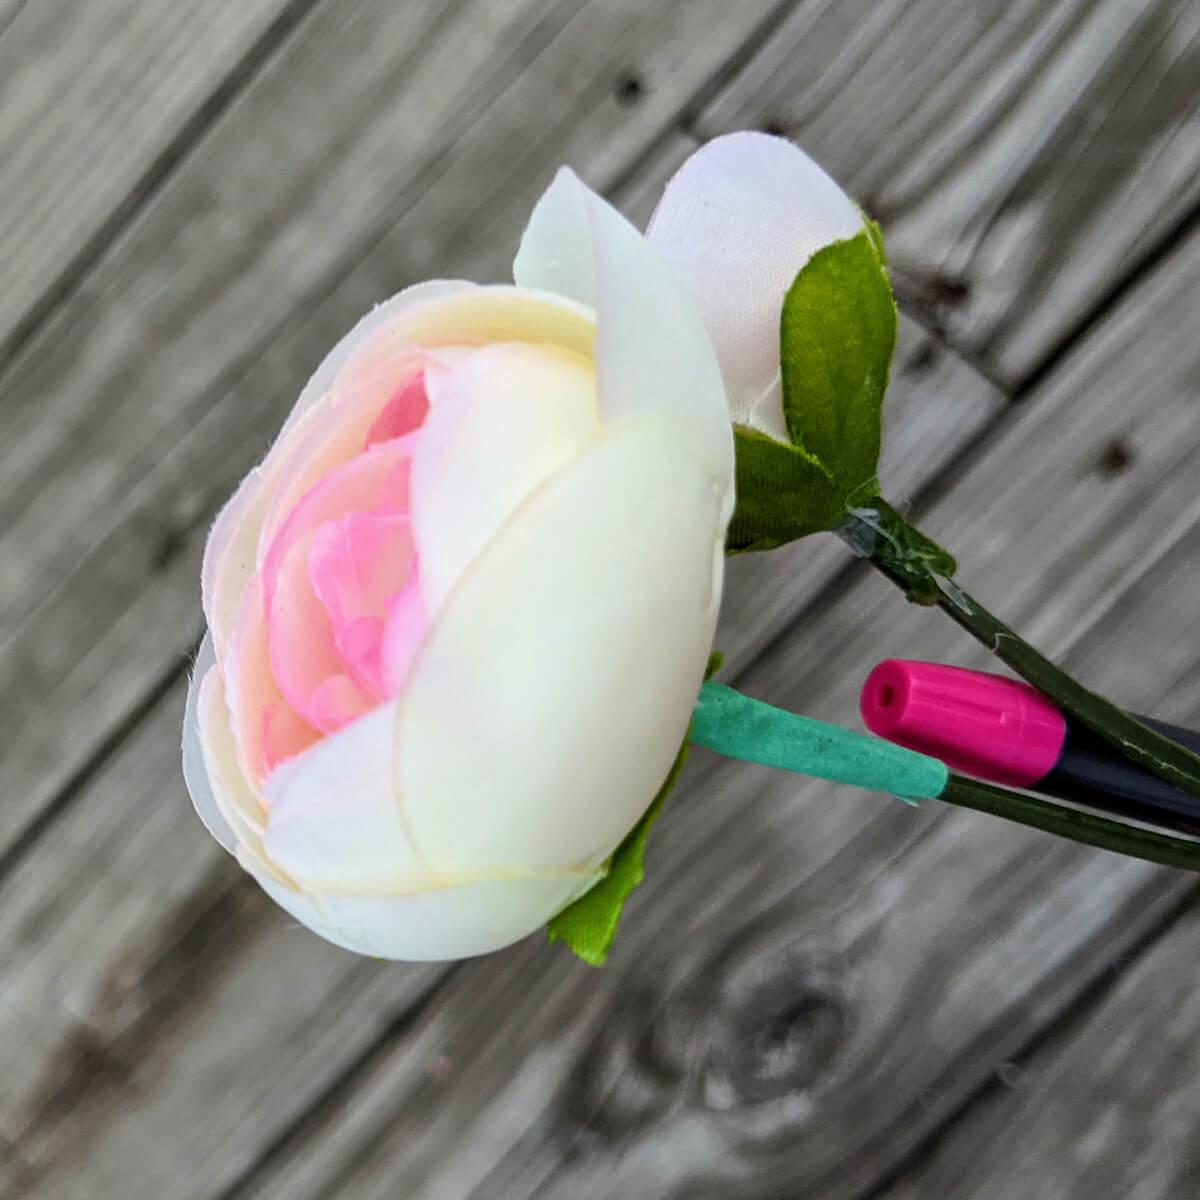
(547, 733), (691, 967)
(727, 228), (897, 553)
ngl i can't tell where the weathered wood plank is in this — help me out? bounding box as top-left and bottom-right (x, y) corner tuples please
(698, 0), (1200, 386)
(0, 0), (312, 359)
(0, 686), (451, 1198)
(876, 527), (1200, 1200)
(223, 213), (1200, 1200)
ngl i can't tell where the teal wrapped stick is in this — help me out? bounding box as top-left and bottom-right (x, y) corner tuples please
(691, 680), (949, 801)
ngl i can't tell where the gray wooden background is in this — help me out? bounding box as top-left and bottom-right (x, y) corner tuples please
(2, 0), (1199, 1196)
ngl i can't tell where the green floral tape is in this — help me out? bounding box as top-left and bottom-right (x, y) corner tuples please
(691, 680), (948, 801)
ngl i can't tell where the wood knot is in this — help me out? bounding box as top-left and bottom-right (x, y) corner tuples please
(556, 949), (850, 1151)
(902, 340), (941, 376)
(898, 270), (972, 313)
(613, 72), (645, 108)
(558, 986), (692, 1147)
(151, 525), (188, 572)
(1095, 436), (1135, 477)
(701, 956), (848, 1110)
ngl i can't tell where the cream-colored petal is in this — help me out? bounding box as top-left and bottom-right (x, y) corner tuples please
(181, 637), (236, 855)
(412, 342), (602, 615)
(279, 280), (475, 444)
(196, 660), (271, 852)
(368, 284), (595, 360)
(202, 398), (331, 660)
(514, 167), (733, 493)
(241, 853), (602, 960)
(261, 702), (428, 892)
(645, 132), (865, 439)
(397, 423), (726, 874)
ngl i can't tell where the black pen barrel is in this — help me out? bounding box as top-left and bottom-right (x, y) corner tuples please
(1040, 716), (1200, 838)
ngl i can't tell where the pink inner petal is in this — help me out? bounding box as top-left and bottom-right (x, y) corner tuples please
(226, 574), (321, 788)
(333, 616), (385, 696)
(261, 700), (322, 775)
(380, 572), (428, 697)
(261, 437), (416, 616)
(310, 674), (374, 731)
(267, 530), (375, 734)
(309, 511), (415, 697)
(234, 365), (438, 774)
(258, 363), (424, 560)
(378, 459), (412, 512)
(366, 373), (430, 446)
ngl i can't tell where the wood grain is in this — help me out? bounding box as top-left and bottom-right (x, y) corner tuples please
(698, 0), (1200, 386)
(0, 0), (314, 362)
(161, 188), (1200, 1200)
(0, 686), (451, 1199)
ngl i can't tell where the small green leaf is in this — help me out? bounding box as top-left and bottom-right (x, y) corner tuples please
(860, 208), (887, 266)
(727, 426), (848, 552)
(728, 228), (897, 553)
(705, 651), (725, 679)
(780, 229), (895, 492)
(547, 734), (691, 967)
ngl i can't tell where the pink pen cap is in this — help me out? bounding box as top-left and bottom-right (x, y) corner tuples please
(859, 660), (1067, 787)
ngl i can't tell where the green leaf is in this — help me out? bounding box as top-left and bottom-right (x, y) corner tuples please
(728, 426), (848, 552)
(860, 208), (887, 266)
(728, 228), (897, 553)
(779, 229), (896, 499)
(547, 734), (691, 967)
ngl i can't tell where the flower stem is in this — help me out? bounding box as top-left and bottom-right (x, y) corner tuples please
(940, 774), (1200, 871)
(841, 497), (1200, 802)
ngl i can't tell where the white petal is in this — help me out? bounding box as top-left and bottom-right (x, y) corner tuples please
(241, 850), (602, 960)
(514, 168), (733, 495)
(397, 424), (726, 874)
(645, 132), (865, 439)
(412, 342), (602, 615)
(261, 703), (429, 892)
(182, 636), (237, 854)
(356, 284), (596, 363)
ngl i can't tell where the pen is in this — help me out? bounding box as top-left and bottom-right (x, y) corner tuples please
(860, 659), (1200, 837)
